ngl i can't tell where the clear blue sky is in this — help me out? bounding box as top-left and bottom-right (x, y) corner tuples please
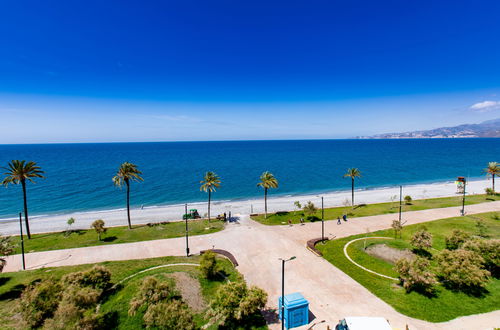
(1, 0), (500, 143)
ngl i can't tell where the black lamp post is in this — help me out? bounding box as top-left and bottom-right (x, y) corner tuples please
(19, 212), (25, 270)
(185, 204), (190, 257)
(279, 256), (296, 330)
(399, 185), (402, 223)
(461, 178), (467, 216)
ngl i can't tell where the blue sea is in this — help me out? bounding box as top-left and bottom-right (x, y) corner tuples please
(0, 139), (498, 220)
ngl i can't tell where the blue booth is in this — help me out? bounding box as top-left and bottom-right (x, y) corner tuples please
(278, 292), (309, 329)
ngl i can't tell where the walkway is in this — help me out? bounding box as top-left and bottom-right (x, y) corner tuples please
(3, 201), (500, 330)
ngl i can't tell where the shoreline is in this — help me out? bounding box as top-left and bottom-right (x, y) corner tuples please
(0, 178), (492, 235)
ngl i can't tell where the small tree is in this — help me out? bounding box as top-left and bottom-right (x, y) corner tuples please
(65, 217), (75, 236)
(391, 220), (403, 239)
(404, 195), (412, 205)
(208, 281), (267, 326)
(410, 229), (433, 251)
(143, 300), (195, 329)
(390, 195), (397, 209)
(463, 239), (500, 276)
(128, 276), (177, 316)
(395, 256), (437, 294)
(485, 187), (495, 195)
(200, 251), (219, 279)
(293, 201), (301, 215)
(445, 229), (471, 250)
(91, 219), (106, 241)
(0, 235), (14, 272)
(437, 249), (490, 290)
(302, 201), (317, 220)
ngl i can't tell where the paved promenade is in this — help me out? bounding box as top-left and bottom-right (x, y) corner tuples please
(3, 201), (500, 330)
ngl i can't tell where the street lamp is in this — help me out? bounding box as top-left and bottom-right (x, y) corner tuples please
(321, 196), (324, 241)
(184, 204), (190, 257)
(461, 178), (467, 216)
(19, 212), (25, 270)
(279, 256), (296, 330)
(399, 185), (402, 223)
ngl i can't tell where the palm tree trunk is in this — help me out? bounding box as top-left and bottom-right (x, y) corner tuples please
(351, 178), (355, 209)
(126, 180), (131, 229)
(264, 188), (268, 219)
(208, 190), (211, 221)
(21, 180), (31, 239)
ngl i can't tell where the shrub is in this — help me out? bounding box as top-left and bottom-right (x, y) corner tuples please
(410, 229), (433, 251)
(143, 300), (195, 329)
(62, 265), (112, 291)
(445, 229), (471, 250)
(208, 281), (267, 326)
(437, 249), (490, 290)
(129, 276), (177, 316)
(91, 219), (106, 241)
(200, 251), (219, 279)
(0, 235), (14, 272)
(404, 195), (412, 205)
(19, 278), (62, 328)
(475, 220), (488, 237)
(391, 220), (403, 238)
(463, 239), (500, 276)
(485, 187), (495, 195)
(394, 256), (437, 294)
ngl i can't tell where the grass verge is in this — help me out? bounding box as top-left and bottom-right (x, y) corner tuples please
(316, 211), (500, 322)
(251, 194), (500, 225)
(12, 220), (224, 254)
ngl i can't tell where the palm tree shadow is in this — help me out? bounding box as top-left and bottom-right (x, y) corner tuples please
(102, 236), (117, 242)
(0, 277), (11, 286)
(0, 283), (26, 301)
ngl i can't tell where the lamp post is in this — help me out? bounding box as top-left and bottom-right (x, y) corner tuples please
(461, 178), (466, 216)
(185, 204), (190, 257)
(321, 196), (324, 241)
(19, 212), (25, 270)
(399, 185), (402, 223)
(279, 256), (296, 330)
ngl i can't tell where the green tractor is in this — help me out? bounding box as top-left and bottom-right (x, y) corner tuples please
(183, 209), (201, 220)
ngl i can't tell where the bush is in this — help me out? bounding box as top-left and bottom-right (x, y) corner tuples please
(200, 251), (219, 279)
(128, 276), (177, 316)
(394, 257), (437, 294)
(302, 201), (317, 217)
(391, 220), (403, 238)
(485, 187), (495, 195)
(208, 281), (267, 326)
(143, 300), (195, 329)
(475, 220), (488, 237)
(437, 249), (490, 290)
(463, 239), (500, 276)
(445, 229), (471, 250)
(62, 265), (112, 291)
(0, 235), (14, 272)
(19, 278), (62, 328)
(410, 229), (433, 251)
(404, 195), (412, 205)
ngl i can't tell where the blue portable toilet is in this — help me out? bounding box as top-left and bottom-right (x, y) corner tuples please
(278, 292), (309, 329)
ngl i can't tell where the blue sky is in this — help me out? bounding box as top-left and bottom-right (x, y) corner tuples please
(1, 0), (500, 143)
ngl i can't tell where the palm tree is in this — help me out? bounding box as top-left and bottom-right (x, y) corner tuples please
(200, 171), (221, 221)
(484, 161), (499, 193)
(257, 171), (278, 219)
(343, 168), (361, 208)
(113, 162), (143, 229)
(2, 160), (45, 239)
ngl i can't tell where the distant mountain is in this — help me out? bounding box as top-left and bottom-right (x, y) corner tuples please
(357, 118), (500, 139)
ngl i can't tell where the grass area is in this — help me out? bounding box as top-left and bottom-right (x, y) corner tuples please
(12, 220), (224, 254)
(317, 211), (500, 322)
(251, 193), (500, 225)
(0, 255), (267, 329)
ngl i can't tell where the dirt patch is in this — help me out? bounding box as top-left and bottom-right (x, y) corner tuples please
(166, 272), (206, 312)
(365, 244), (415, 264)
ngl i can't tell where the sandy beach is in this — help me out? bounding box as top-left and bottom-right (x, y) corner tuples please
(0, 178), (492, 236)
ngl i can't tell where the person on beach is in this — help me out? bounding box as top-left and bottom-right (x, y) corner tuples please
(300, 217), (304, 225)
(288, 219), (292, 226)
(224, 212), (227, 221)
(337, 216), (341, 225)
(343, 214), (347, 222)
(229, 211), (232, 221)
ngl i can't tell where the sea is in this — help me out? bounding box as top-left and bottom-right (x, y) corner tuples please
(0, 139), (498, 220)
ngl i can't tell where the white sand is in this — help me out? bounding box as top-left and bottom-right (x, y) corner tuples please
(0, 178), (491, 236)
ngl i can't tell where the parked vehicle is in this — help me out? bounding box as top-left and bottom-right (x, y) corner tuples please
(183, 209), (201, 220)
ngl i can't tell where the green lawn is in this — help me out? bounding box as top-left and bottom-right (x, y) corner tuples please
(317, 212), (500, 322)
(12, 219), (224, 254)
(0, 255), (267, 329)
(251, 194), (500, 225)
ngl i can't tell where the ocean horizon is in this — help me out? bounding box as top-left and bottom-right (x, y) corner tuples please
(0, 138), (498, 220)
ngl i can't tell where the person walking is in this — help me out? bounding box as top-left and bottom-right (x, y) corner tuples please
(337, 216), (341, 225)
(343, 214), (347, 222)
